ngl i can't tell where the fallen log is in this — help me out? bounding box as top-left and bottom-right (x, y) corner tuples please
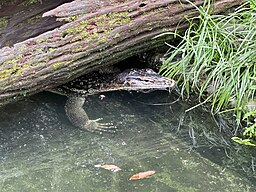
(0, 0), (244, 106)
(0, 0), (73, 47)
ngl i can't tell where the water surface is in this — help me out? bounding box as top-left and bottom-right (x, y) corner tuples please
(0, 91), (255, 191)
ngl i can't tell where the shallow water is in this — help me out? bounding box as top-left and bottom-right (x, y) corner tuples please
(0, 91), (255, 192)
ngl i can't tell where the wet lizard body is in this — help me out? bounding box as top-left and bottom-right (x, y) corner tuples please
(51, 68), (176, 133)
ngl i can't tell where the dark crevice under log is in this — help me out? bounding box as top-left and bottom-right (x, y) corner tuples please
(0, 0), (244, 106)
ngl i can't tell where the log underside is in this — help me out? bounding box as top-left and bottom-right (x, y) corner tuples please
(0, 0), (244, 106)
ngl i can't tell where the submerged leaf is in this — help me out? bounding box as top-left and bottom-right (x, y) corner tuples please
(94, 164), (121, 172)
(129, 170), (156, 180)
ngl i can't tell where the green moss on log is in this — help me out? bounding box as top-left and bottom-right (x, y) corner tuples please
(23, 0), (42, 6)
(52, 61), (65, 69)
(27, 15), (42, 25)
(0, 17), (9, 29)
(64, 11), (131, 43)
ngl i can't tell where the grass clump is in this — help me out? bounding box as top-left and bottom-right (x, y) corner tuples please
(159, 0), (256, 146)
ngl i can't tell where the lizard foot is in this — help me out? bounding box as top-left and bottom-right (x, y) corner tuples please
(83, 118), (117, 133)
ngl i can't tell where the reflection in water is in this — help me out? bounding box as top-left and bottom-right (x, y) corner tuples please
(0, 91), (255, 192)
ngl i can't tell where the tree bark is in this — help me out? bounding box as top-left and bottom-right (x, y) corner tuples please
(0, 0), (244, 106)
(0, 0), (72, 47)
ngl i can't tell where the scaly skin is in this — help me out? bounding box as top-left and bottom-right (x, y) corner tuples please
(54, 68), (176, 133)
(65, 96), (115, 133)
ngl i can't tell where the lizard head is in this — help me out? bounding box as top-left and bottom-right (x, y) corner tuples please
(116, 68), (176, 93)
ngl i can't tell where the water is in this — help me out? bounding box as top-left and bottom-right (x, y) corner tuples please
(0, 91), (255, 192)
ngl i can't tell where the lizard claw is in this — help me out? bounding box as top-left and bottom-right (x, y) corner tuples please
(64, 97), (117, 133)
(84, 119), (117, 133)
